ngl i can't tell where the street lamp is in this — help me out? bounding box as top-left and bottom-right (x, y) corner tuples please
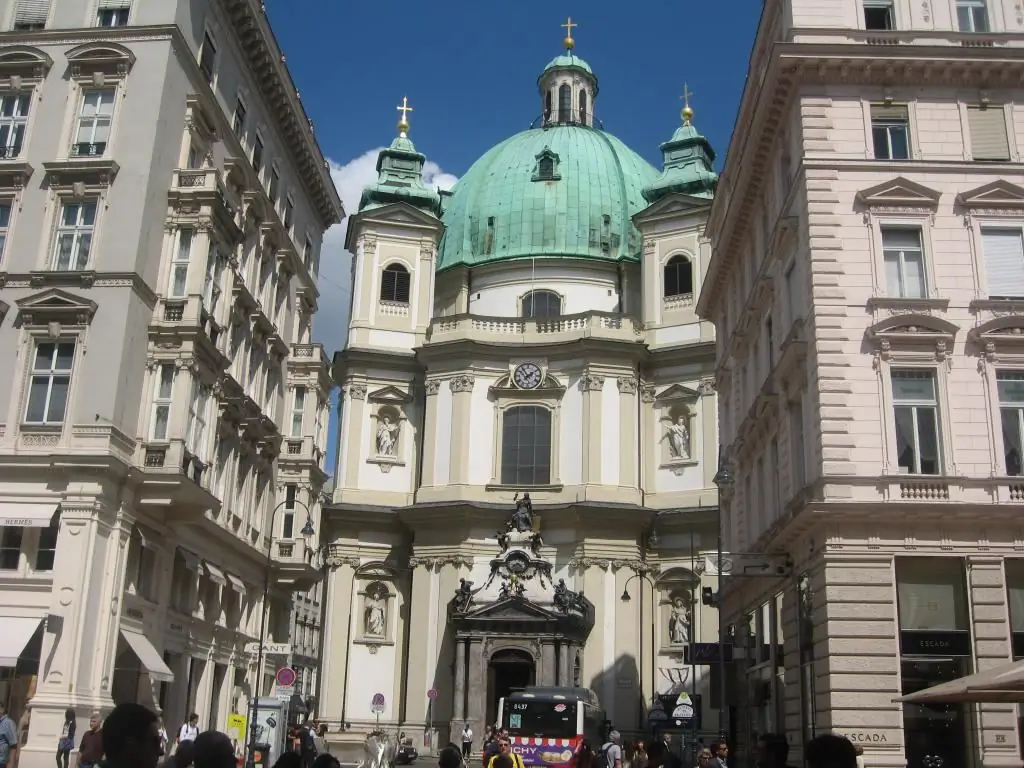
(621, 564), (656, 730)
(246, 497), (316, 765)
(712, 448), (734, 743)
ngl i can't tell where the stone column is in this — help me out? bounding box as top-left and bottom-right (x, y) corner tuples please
(700, 385), (718, 489)
(580, 373), (604, 485)
(640, 385), (657, 491)
(558, 643), (571, 686)
(449, 376), (474, 485)
(341, 384), (368, 489)
(468, 639), (486, 730)
(404, 562), (435, 727)
(541, 641), (556, 686)
(421, 381), (441, 486)
(450, 638), (467, 744)
(617, 377), (638, 487)
(318, 559), (357, 723)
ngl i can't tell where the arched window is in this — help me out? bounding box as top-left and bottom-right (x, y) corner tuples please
(558, 84), (571, 124)
(521, 290), (561, 318)
(663, 255), (693, 298)
(380, 263), (411, 303)
(500, 405), (552, 486)
(579, 91), (588, 123)
(545, 90), (553, 122)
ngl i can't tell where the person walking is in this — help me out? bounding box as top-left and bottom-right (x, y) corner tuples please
(485, 735), (523, 768)
(56, 709), (76, 768)
(805, 735), (856, 768)
(101, 703), (164, 768)
(177, 715), (199, 749)
(0, 704), (18, 768)
(597, 731), (622, 768)
(76, 712), (103, 768)
(193, 732), (235, 768)
(461, 724), (473, 759)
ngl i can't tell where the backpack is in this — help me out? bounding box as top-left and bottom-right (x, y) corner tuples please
(596, 744), (615, 768)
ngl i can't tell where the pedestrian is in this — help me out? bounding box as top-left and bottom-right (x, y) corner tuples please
(461, 723), (474, 759)
(708, 742), (728, 768)
(762, 735), (796, 768)
(272, 753), (302, 768)
(695, 748), (713, 768)
(485, 735), (523, 768)
(576, 740), (595, 768)
(157, 719), (169, 757)
(177, 714), (200, 748)
(193, 731), (235, 768)
(172, 741), (196, 768)
(597, 730), (622, 768)
(311, 756), (341, 768)
(298, 722), (316, 768)
(805, 735), (856, 768)
(56, 709), (76, 768)
(481, 730), (503, 768)
(632, 741), (648, 768)
(101, 703), (163, 768)
(440, 745), (464, 768)
(853, 745), (864, 768)
(76, 712), (103, 768)
(0, 704), (18, 768)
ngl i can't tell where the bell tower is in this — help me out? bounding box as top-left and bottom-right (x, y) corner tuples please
(538, 18), (598, 127)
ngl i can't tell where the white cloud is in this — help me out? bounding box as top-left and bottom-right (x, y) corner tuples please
(312, 149), (458, 353)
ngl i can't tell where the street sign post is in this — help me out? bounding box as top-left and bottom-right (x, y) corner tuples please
(426, 689), (438, 751)
(275, 667), (297, 687)
(371, 692), (385, 729)
(275, 685), (294, 702)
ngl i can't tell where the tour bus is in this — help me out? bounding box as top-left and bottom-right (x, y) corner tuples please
(498, 687), (606, 767)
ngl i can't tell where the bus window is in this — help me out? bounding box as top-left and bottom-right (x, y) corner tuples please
(505, 700), (578, 739)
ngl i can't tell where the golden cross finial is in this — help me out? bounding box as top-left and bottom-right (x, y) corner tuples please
(680, 82), (695, 125)
(396, 95), (413, 136)
(562, 17), (577, 50)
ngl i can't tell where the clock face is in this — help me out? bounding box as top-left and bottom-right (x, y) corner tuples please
(513, 363), (543, 389)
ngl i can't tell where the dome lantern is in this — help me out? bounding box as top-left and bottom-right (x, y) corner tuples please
(538, 18), (598, 128)
(642, 84), (719, 203)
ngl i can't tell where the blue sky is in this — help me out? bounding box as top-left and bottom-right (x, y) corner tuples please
(264, 1), (761, 475)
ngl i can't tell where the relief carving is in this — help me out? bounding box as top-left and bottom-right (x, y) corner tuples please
(348, 384), (367, 400)
(580, 373), (605, 392)
(424, 380), (441, 395)
(450, 374), (475, 393)
(616, 377), (637, 394)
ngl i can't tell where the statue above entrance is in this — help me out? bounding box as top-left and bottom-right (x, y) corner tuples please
(498, 493), (544, 556)
(510, 493), (534, 532)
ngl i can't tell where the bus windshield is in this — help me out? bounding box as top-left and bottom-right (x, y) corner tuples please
(504, 700), (578, 739)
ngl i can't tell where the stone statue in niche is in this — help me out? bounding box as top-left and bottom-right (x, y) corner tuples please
(363, 583), (388, 637)
(664, 411), (691, 461)
(376, 413), (399, 457)
(668, 596), (690, 645)
(509, 493), (534, 533)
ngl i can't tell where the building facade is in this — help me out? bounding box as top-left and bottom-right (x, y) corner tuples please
(699, 0), (1024, 766)
(321, 32), (725, 761)
(0, 1), (340, 765)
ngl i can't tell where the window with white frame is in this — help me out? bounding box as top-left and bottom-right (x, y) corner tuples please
(252, 134), (264, 176)
(72, 89), (114, 157)
(0, 527), (22, 570)
(232, 96), (246, 139)
(0, 93), (30, 159)
(967, 105), (1010, 161)
(283, 196), (294, 232)
(290, 386), (305, 437)
(35, 511), (59, 572)
(53, 200), (96, 271)
(247, 346), (262, 400)
(956, 0), (989, 31)
(25, 341), (75, 425)
(863, 0), (895, 29)
(199, 31), (217, 83)
(282, 484), (296, 538)
(184, 379), (210, 456)
(870, 104), (910, 160)
(999, 371), (1024, 476)
(269, 168), (280, 208)
(150, 363), (174, 440)
(96, 1), (131, 27)
(882, 226), (927, 299)
(892, 370), (942, 475)
(981, 228), (1024, 300)
(13, 0), (49, 30)
(169, 227), (194, 298)
(212, 433), (230, 500)
(0, 201), (10, 263)
(202, 241), (224, 315)
(303, 236), (315, 271)
(500, 405), (552, 486)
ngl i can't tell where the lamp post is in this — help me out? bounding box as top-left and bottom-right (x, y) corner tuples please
(620, 526), (659, 732)
(712, 451), (734, 743)
(246, 497), (316, 766)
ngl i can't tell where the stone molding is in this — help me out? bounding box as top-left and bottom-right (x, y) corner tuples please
(347, 384), (367, 400)
(568, 557), (660, 574)
(450, 374), (475, 393)
(425, 379), (441, 395)
(408, 555), (474, 569)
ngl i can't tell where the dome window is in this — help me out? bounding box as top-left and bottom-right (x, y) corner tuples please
(579, 91), (588, 124)
(558, 84), (571, 124)
(664, 255), (694, 299)
(521, 290), (562, 319)
(380, 263), (411, 304)
(532, 148), (561, 182)
(545, 90), (553, 123)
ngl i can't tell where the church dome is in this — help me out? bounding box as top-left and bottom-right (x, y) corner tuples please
(436, 124), (659, 272)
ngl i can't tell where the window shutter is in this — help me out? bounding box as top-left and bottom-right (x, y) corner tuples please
(870, 104), (908, 120)
(14, 0), (50, 24)
(982, 229), (1024, 299)
(968, 106), (1010, 160)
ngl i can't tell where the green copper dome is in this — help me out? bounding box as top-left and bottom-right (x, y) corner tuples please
(542, 53), (593, 77)
(437, 125), (659, 271)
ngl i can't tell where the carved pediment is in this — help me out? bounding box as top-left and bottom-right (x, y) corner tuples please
(465, 597), (555, 622)
(490, 373), (565, 396)
(354, 561), (397, 579)
(856, 177), (941, 211)
(655, 383), (701, 402)
(633, 192), (712, 224)
(367, 385), (413, 404)
(867, 313), (958, 363)
(0, 46), (53, 80)
(15, 288), (98, 327)
(346, 201), (442, 251)
(971, 316), (1024, 361)
(956, 180), (1024, 211)
(66, 42), (135, 77)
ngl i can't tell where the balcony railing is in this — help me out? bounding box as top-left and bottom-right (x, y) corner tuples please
(427, 311), (644, 345)
(289, 343), (330, 368)
(70, 141), (107, 158)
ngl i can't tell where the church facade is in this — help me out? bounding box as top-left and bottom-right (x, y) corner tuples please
(320, 32), (724, 757)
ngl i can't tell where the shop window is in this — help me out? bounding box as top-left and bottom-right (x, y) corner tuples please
(34, 511), (59, 571)
(0, 527), (22, 570)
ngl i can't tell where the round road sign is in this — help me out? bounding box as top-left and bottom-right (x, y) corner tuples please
(371, 692), (386, 713)
(275, 667), (296, 687)
(427, 688), (438, 700)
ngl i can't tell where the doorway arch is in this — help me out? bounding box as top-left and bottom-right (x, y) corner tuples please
(487, 648), (536, 728)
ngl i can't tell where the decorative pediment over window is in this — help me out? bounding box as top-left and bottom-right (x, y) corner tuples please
(43, 159), (119, 189)
(15, 288), (98, 327)
(956, 180), (1024, 213)
(367, 385), (413, 404)
(355, 561), (397, 580)
(0, 300), (9, 325)
(633, 193), (713, 226)
(970, 316), (1024, 362)
(654, 384), (702, 403)
(66, 42), (135, 80)
(0, 46), (53, 82)
(855, 177), (941, 213)
(532, 148), (561, 182)
(867, 313), (958, 364)
(490, 372), (565, 397)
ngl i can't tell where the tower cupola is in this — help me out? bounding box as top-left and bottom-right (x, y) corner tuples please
(538, 18), (598, 128)
(643, 85), (718, 202)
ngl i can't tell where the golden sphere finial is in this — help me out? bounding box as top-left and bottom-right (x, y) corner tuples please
(563, 35), (575, 50)
(396, 95), (413, 138)
(680, 82), (695, 125)
(561, 17), (577, 50)
(681, 105), (694, 125)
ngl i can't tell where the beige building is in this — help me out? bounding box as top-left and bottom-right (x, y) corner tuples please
(0, 1), (340, 765)
(698, 0), (1024, 766)
(321, 34), (724, 761)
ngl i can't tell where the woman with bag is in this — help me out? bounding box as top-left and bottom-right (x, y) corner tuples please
(56, 710), (75, 768)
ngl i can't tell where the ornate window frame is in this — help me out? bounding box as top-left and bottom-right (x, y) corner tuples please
(10, 288), (98, 444)
(654, 384), (702, 470)
(0, 46), (50, 190)
(661, 250), (696, 311)
(867, 313), (958, 476)
(353, 564), (398, 653)
(531, 147), (561, 181)
(518, 288), (564, 318)
(61, 43), (134, 164)
(378, 258), (413, 318)
(970, 316), (1024, 477)
(957, 180), (1024, 302)
(34, 179), (113, 275)
(857, 177), (942, 309)
(488, 372), (566, 490)
(366, 385), (412, 473)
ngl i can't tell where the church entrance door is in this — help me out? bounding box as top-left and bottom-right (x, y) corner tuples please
(486, 649), (535, 728)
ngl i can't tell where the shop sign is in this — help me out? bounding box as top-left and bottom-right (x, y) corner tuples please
(838, 732), (889, 744)
(899, 630), (971, 657)
(684, 643), (733, 664)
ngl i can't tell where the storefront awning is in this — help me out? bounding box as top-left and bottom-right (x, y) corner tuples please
(203, 561), (227, 586)
(119, 628), (174, 683)
(0, 504), (56, 528)
(896, 659), (1024, 704)
(0, 616), (42, 667)
(226, 573), (246, 593)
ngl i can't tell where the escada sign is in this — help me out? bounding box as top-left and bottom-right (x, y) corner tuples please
(839, 733), (889, 743)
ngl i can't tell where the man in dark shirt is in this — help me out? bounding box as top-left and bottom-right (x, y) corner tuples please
(77, 712), (103, 768)
(101, 703), (163, 768)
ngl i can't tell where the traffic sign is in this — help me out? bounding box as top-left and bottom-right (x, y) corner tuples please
(275, 685), (294, 702)
(275, 667), (297, 687)
(427, 688), (438, 701)
(371, 692), (386, 713)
